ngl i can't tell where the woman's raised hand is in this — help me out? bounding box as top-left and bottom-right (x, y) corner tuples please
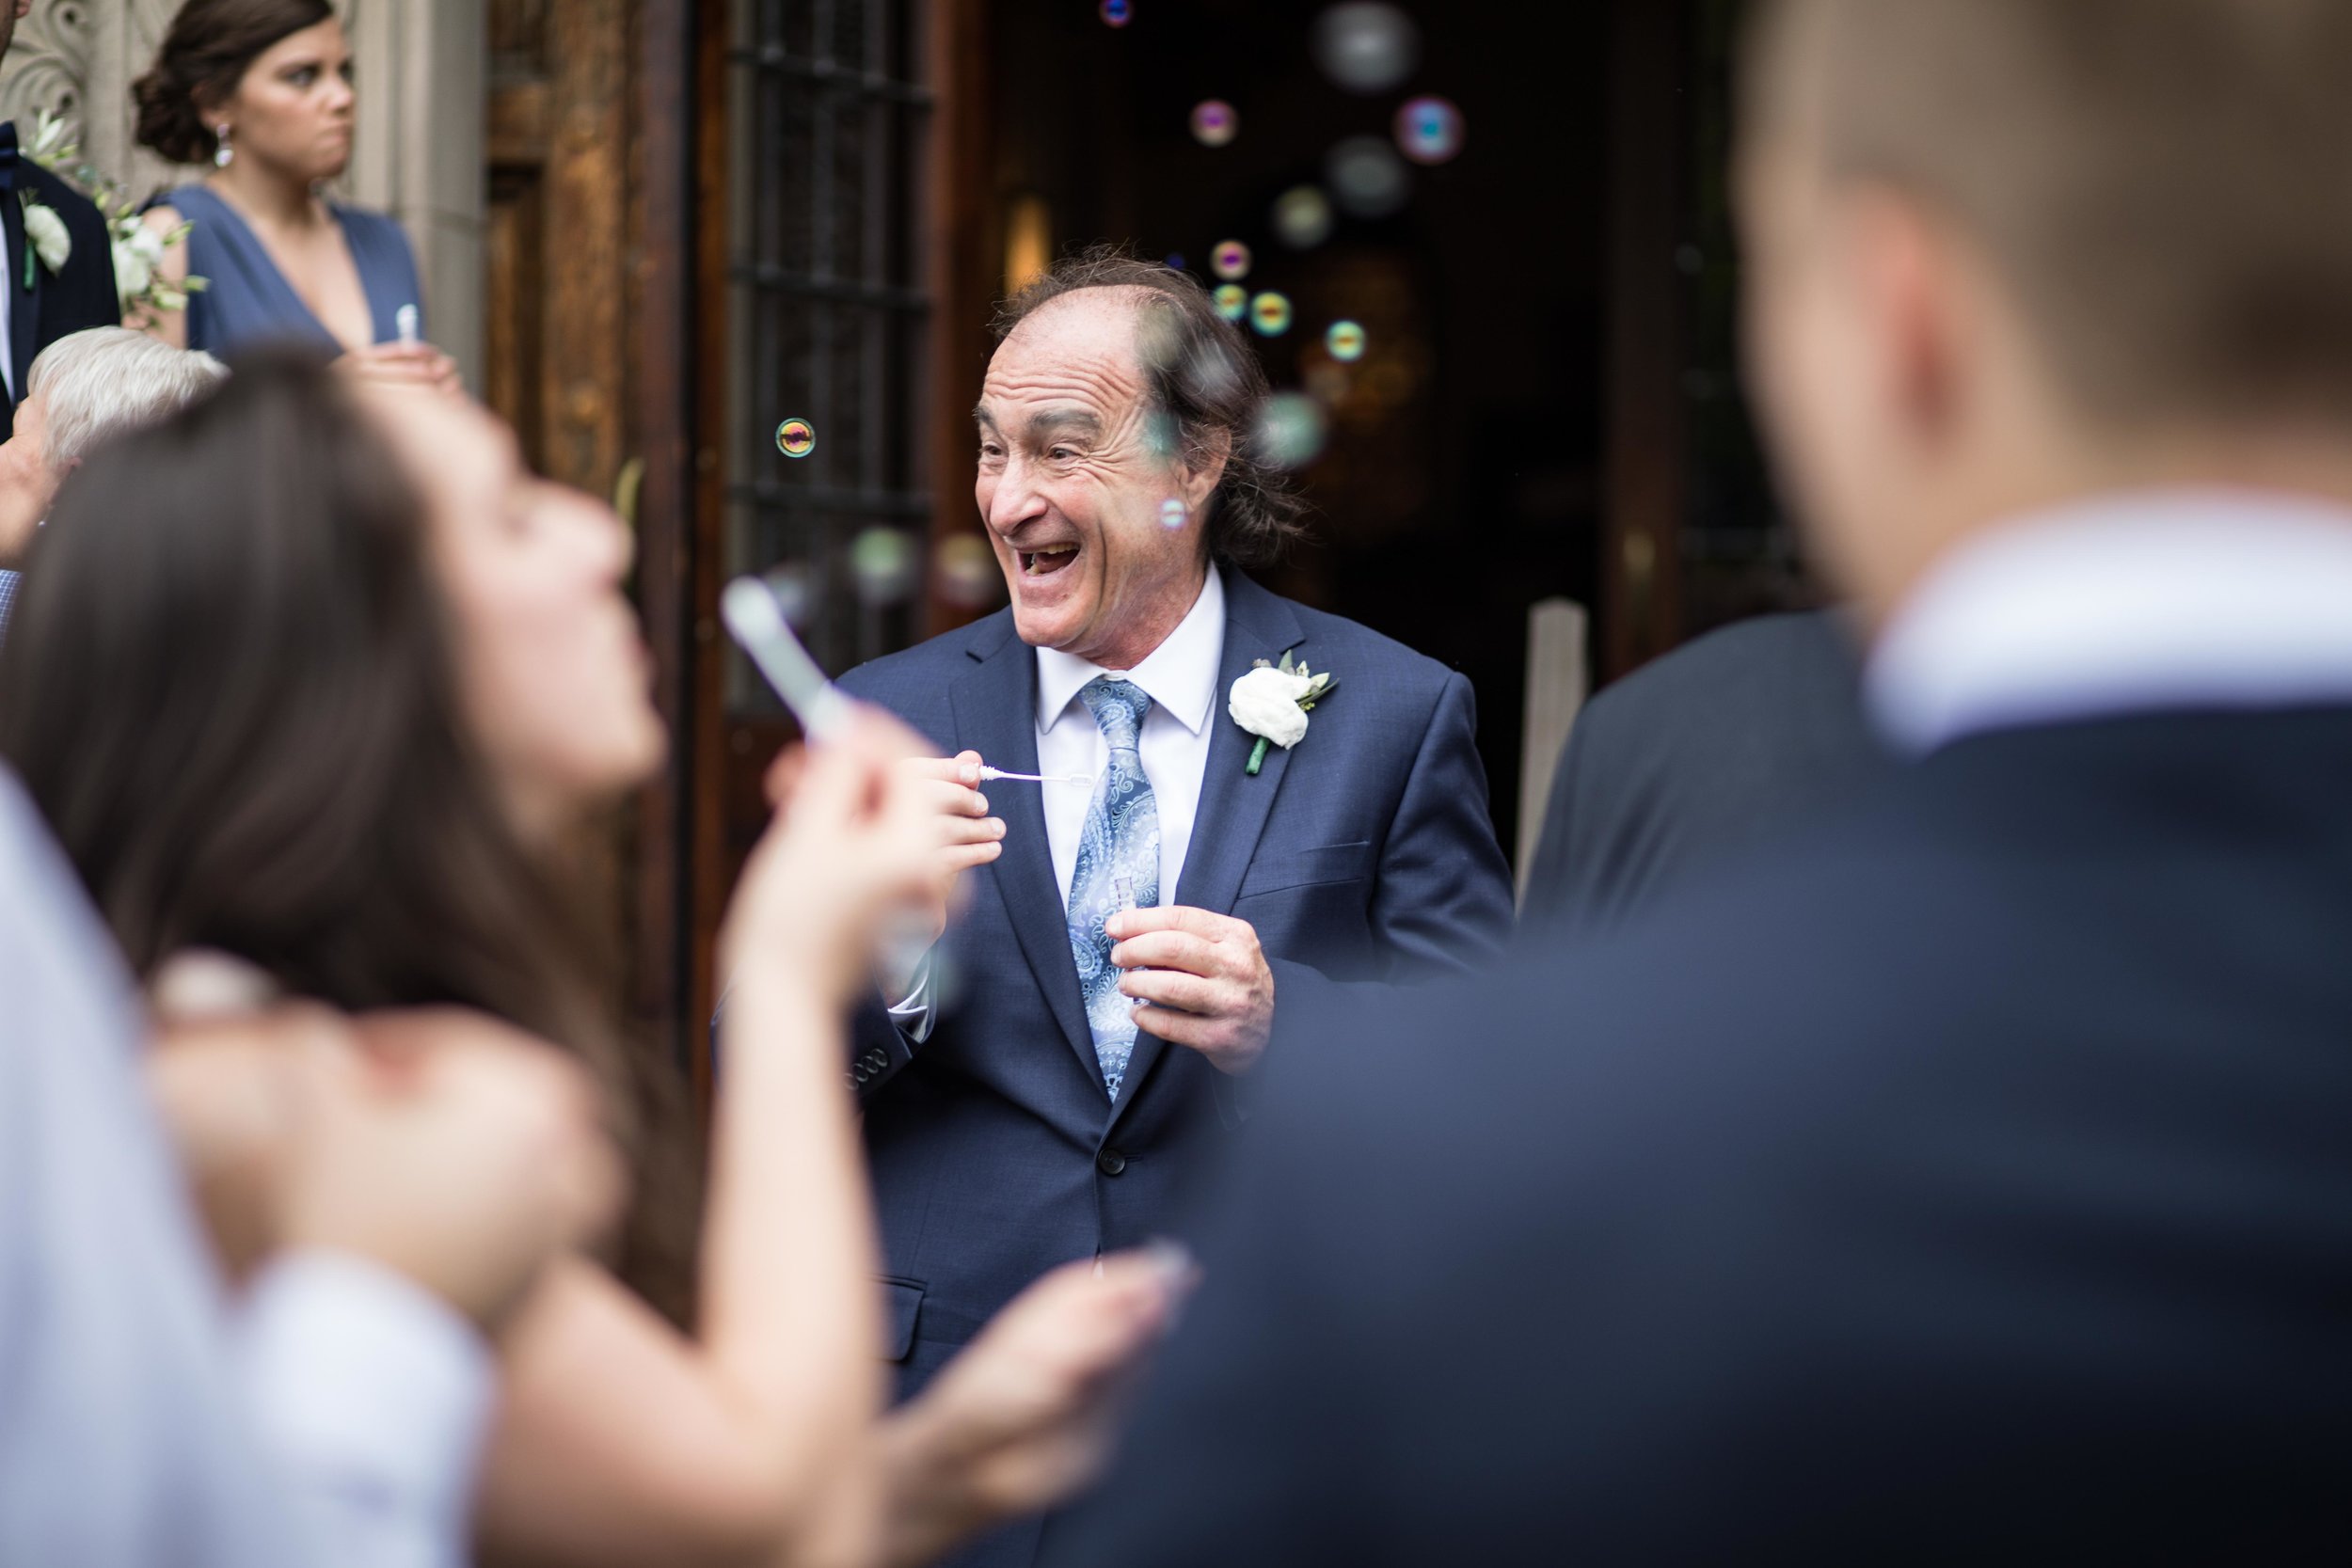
(722, 705), (952, 1006)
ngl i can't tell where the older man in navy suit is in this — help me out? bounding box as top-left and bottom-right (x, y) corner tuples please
(830, 251), (1513, 1562)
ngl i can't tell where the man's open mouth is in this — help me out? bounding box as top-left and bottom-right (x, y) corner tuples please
(1019, 545), (1079, 578)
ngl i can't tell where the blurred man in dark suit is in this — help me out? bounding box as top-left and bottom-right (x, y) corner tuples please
(0, 5), (120, 450)
(1052, 1), (2352, 1560)
(1518, 608), (1883, 942)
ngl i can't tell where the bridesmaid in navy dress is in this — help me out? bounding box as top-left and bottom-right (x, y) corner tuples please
(131, 0), (457, 388)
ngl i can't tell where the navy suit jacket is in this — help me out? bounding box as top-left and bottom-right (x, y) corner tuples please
(1056, 707), (2352, 1563)
(0, 155), (120, 442)
(835, 564), (1514, 1397)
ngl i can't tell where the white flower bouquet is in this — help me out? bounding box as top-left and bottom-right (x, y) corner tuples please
(24, 110), (207, 323)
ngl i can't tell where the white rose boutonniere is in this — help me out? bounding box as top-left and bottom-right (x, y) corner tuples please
(1228, 650), (1338, 776)
(21, 197), (70, 288)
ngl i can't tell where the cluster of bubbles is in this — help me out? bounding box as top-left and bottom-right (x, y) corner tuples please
(1212, 240), (1252, 280)
(1190, 99), (1238, 148)
(774, 418), (815, 459)
(1099, 0), (1132, 27)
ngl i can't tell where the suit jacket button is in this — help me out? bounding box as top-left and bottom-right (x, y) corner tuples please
(1096, 1148), (1127, 1177)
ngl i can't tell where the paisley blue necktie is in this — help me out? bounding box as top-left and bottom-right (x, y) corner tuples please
(1066, 677), (1159, 1099)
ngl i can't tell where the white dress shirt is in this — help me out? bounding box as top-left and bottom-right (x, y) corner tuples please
(1033, 566), (1227, 908)
(1867, 489), (2352, 755)
(887, 570), (1228, 1043)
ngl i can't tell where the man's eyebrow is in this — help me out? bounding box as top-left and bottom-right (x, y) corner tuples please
(1023, 407), (1104, 440)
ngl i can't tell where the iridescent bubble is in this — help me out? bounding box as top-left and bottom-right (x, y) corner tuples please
(1166, 251), (1186, 271)
(1253, 392), (1329, 469)
(850, 527), (919, 606)
(1327, 135), (1409, 218)
(933, 531), (1003, 610)
(1211, 240), (1252, 281)
(774, 418), (815, 458)
(1158, 498), (1188, 531)
(1099, 0), (1132, 26)
(1395, 95), (1465, 165)
(1213, 283), (1248, 322)
(1272, 185), (1334, 249)
(1325, 320), (1367, 362)
(1249, 292), (1293, 337)
(1190, 99), (1238, 148)
(1311, 3), (1420, 94)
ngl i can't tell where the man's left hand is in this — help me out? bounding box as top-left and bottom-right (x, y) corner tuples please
(1107, 906), (1275, 1075)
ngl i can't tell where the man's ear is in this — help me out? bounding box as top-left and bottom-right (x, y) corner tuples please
(1844, 185), (1967, 452)
(1180, 424), (1231, 510)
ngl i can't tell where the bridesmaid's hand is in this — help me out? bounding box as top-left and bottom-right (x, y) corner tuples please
(339, 340), (463, 395)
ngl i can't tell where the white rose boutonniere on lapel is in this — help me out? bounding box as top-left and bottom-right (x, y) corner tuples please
(1228, 650), (1338, 776)
(20, 196), (70, 289)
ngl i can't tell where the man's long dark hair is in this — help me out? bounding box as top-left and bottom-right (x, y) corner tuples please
(0, 354), (697, 1320)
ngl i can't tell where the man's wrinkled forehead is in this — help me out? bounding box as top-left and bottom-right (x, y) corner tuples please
(978, 288), (1154, 429)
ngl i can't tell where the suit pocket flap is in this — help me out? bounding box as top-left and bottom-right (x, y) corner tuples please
(880, 1276), (925, 1362)
(1236, 840), (1375, 898)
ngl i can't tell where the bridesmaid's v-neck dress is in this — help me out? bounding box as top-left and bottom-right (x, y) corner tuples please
(158, 185), (425, 357)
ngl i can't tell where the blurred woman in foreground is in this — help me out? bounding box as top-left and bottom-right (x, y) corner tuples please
(0, 356), (1182, 1567)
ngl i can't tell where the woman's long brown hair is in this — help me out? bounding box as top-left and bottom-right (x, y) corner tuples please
(0, 353), (697, 1320)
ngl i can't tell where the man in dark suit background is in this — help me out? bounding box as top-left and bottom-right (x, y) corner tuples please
(1518, 607), (1883, 942)
(1055, 1), (2352, 1560)
(0, 6), (120, 447)
(828, 252), (1514, 1564)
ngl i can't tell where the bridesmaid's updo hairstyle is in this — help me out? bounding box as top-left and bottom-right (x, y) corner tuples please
(134, 0), (335, 166)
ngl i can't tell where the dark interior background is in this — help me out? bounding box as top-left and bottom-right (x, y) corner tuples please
(981, 0), (1801, 847)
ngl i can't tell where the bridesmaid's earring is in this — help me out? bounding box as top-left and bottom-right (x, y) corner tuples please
(213, 125), (233, 168)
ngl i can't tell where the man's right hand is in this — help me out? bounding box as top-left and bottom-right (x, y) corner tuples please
(903, 749), (1006, 945)
(276, 1008), (627, 1334)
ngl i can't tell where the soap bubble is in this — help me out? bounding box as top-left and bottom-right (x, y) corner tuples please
(1253, 393), (1328, 469)
(933, 532), (1003, 610)
(758, 562), (813, 626)
(1395, 95), (1465, 164)
(1272, 185), (1334, 249)
(1213, 283), (1248, 322)
(1100, 0), (1132, 26)
(851, 527), (919, 606)
(1327, 135), (1409, 218)
(1165, 252), (1186, 271)
(1159, 498), (1188, 531)
(1249, 292), (1293, 337)
(1190, 100), (1238, 147)
(1211, 240), (1252, 280)
(1311, 3), (1419, 93)
(1325, 320), (1367, 361)
(774, 418), (815, 458)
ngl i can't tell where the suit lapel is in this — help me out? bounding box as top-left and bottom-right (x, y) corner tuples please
(1111, 567), (1306, 1118)
(948, 620), (1105, 1093)
(0, 189), (37, 404)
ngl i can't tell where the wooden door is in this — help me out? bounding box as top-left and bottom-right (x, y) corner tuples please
(485, 0), (699, 1060)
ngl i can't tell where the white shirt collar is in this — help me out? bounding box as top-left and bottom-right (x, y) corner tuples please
(1866, 488), (2352, 755)
(1035, 566), (1227, 736)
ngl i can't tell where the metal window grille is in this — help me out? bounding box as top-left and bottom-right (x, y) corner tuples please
(724, 0), (932, 705)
